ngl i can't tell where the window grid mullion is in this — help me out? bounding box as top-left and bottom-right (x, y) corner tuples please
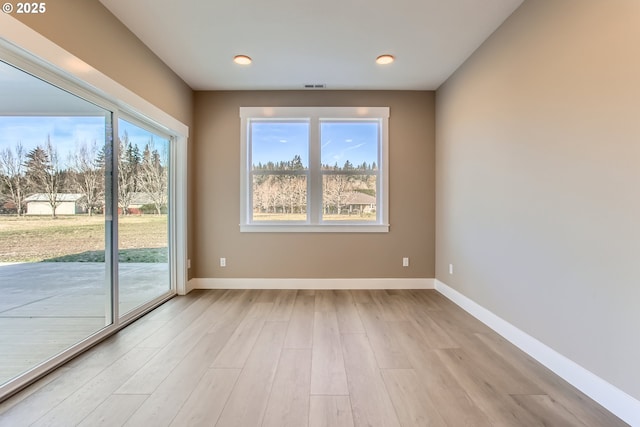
(308, 116), (321, 224)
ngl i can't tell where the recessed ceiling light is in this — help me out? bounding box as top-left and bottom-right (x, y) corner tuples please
(376, 54), (395, 65)
(233, 55), (252, 65)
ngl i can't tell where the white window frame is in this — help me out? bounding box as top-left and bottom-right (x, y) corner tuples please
(240, 106), (389, 232)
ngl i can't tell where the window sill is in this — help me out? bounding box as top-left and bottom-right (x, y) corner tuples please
(240, 224), (390, 233)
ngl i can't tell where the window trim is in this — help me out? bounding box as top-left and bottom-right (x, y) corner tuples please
(240, 106), (389, 232)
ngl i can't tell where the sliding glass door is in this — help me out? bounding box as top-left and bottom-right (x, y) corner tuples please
(117, 118), (171, 317)
(0, 60), (112, 385)
(0, 57), (175, 392)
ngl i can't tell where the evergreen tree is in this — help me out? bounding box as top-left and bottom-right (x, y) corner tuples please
(118, 131), (141, 215)
(290, 154), (304, 170)
(70, 140), (104, 216)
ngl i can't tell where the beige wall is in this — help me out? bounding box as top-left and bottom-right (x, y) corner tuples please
(193, 91), (435, 279)
(436, 0), (640, 400)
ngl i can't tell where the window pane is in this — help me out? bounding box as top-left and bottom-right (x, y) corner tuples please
(251, 121), (309, 170)
(322, 174), (377, 221)
(117, 119), (170, 316)
(321, 122), (379, 222)
(250, 121), (309, 222)
(0, 60), (111, 385)
(321, 121), (378, 171)
(252, 174), (307, 221)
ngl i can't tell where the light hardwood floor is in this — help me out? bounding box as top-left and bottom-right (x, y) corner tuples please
(0, 289), (628, 426)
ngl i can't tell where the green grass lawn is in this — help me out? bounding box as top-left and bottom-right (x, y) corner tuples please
(0, 215), (168, 263)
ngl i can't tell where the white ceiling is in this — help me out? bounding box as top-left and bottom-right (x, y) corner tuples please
(100, 0), (523, 91)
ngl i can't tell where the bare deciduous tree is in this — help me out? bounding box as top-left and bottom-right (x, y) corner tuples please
(323, 174), (353, 215)
(25, 136), (63, 218)
(138, 140), (168, 215)
(69, 140), (104, 216)
(251, 156), (376, 218)
(0, 142), (27, 216)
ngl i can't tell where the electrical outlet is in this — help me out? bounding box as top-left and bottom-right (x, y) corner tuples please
(220, 257), (226, 267)
(403, 257), (409, 267)
(187, 259), (191, 269)
(449, 263), (453, 275)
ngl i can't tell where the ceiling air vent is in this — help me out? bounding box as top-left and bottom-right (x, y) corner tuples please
(304, 84), (326, 89)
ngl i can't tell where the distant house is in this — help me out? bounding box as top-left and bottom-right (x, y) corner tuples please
(324, 192), (377, 216)
(130, 192), (155, 214)
(344, 192), (377, 215)
(119, 192), (155, 215)
(1, 199), (18, 215)
(24, 193), (87, 215)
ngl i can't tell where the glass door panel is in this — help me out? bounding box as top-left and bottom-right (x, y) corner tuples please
(116, 118), (170, 316)
(0, 60), (112, 385)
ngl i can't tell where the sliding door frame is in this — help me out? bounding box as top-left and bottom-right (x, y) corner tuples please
(0, 15), (188, 401)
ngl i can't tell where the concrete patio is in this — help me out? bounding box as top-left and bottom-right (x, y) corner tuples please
(0, 262), (169, 385)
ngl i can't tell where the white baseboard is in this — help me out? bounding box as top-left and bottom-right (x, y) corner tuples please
(434, 279), (640, 427)
(187, 277), (434, 291)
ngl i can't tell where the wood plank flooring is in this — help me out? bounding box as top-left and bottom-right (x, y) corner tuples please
(0, 289), (628, 426)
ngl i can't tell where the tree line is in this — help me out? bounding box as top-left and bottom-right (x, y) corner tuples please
(0, 131), (168, 217)
(252, 155), (377, 216)
(253, 156), (377, 172)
